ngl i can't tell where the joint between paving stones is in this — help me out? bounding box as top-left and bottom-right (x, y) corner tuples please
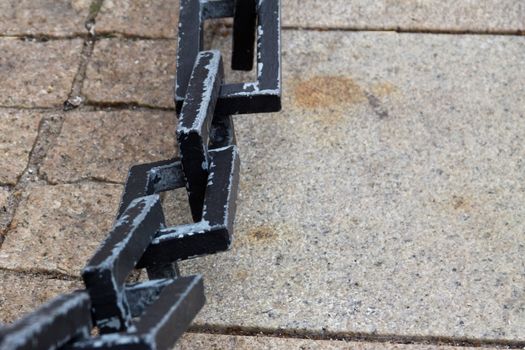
(282, 25), (525, 36)
(42, 176), (125, 187)
(188, 325), (525, 349)
(83, 101), (177, 112)
(0, 267), (81, 282)
(0, 114), (65, 249)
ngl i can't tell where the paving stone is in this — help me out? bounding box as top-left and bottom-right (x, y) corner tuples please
(0, 183), (121, 276)
(41, 110), (177, 184)
(96, 0), (179, 38)
(0, 270), (80, 323)
(0, 0), (91, 36)
(177, 31), (525, 341)
(0, 109), (43, 185)
(283, 1), (525, 32)
(83, 39), (177, 108)
(0, 38), (83, 108)
(174, 333), (500, 350)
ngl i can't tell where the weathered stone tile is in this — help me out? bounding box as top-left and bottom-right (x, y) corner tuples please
(0, 270), (80, 324)
(0, 0), (91, 36)
(96, 0), (179, 38)
(175, 333), (500, 350)
(283, 1), (525, 32)
(83, 39), (177, 108)
(0, 39), (83, 108)
(41, 110), (177, 184)
(0, 109), (43, 185)
(177, 31), (525, 340)
(0, 183), (121, 276)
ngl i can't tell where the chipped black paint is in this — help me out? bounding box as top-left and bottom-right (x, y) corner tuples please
(0, 291), (92, 350)
(137, 145), (240, 267)
(178, 50), (224, 222)
(67, 277), (204, 350)
(83, 195), (165, 334)
(175, 0), (282, 116)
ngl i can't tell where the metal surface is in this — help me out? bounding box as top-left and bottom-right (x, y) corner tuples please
(175, 0), (281, 115)
(0, 291), (92, 350)
(0, 0), (281, 348)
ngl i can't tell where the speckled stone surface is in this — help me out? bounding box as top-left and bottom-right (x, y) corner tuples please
(174, 333), (501, 350)
(0, 270), (80, 323)
(0, 39), (83, 108)
(0, 109), (43, 185)
(283, 1), (525, 32)
(0, 183), (121, 276)
(176, 31), (525, 341)
(41, 110), (177, 184)
(0, 187), (9, 213)
(83, 39), (177, 108)
(96, 0), (179, 38)
(0, 0), (91, 36)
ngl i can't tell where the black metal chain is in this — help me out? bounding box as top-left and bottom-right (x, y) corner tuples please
(0, 0), (281, 348)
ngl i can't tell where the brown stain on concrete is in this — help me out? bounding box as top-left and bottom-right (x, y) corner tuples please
(370, 81), (398, 97)
(247, 225), (277, 242)
(234, 270), (249, 280)
(293, 76), (400, 124)
(452, 195), (471, 211)
(293, 76), (366, 109)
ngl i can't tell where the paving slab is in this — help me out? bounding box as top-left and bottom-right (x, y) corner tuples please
(0, 0), (91, 36)
(83, 39), (177, 108)
(283, 1), (525, 32)
(0, 270), (80, 323)
(96, 0), (179, 38)
(174, 333), (501, 350)
(176, 31), (525, 341)
(0, 109), (43, 185)
(0, 183), (121, 276)
(41, 110), (177, 184)
(0, 38), (83, 108)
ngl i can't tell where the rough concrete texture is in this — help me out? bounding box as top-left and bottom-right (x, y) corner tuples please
(96, 0), (180, 38)
(176, 31), (525, 341)
(0, 270), (80, 323)
(0, 38), (83, 108)
(0, 0), (91, 36)
(283, 1), (525, 32)
(0, 183), (122, 276)
(83, 39), (177, 108)
(0, 188), (8, 207)
(41, 110), (177, 184)
(0, 109), (42, 185)
(174, 333), (501, 350)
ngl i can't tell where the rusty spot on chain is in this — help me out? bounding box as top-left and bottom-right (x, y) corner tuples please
(293, 76), (365, 109)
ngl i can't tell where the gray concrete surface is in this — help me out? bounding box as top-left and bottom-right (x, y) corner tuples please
(283, 1), (525, 32)
(174, 333), (504, 350)
(175, 30), (525, 341)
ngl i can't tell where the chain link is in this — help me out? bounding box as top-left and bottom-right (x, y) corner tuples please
(0, 0), (281, 349)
